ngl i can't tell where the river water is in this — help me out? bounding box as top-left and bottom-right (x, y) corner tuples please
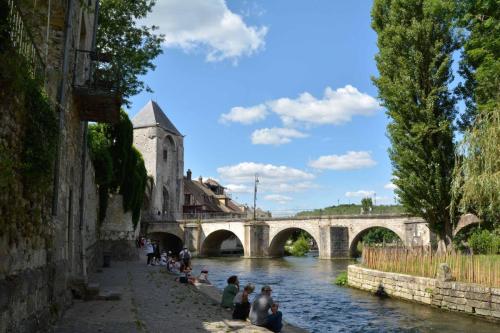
(192, 256), (499, 333)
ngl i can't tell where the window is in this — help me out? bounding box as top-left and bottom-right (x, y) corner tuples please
(163, 149), (168, 162)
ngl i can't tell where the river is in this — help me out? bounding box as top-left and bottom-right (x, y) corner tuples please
(192, 256), (499, 333)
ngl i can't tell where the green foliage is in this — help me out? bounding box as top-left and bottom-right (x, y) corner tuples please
(88, 110), (147, 227)
(451, 1), (500, 225)
(97, 0), (164, 105)
(296, 204), (405, 217)
(362, 227), (400, 245)
(371, 0), (458, 243)
(0, 45), (58, 244)
(334, 271), (348, 286)
(455, 0), (499, 129)
(468, 229), (500, 255)
(361, 197), (373, 214)
(288, 236), (310, 257)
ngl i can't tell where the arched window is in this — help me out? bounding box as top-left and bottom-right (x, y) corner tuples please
(162, 186), (169, 214)
(163, 136), (176, 165)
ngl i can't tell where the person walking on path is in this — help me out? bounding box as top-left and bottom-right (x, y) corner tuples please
(232, 283), (255, 320)
(249, 285), (282, 331)
(145, 240), (154, 265)
(221, 275), (239, 308)
(179, 247), (192, 268)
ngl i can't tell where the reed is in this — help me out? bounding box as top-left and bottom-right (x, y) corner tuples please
(362, 246), (500, 287)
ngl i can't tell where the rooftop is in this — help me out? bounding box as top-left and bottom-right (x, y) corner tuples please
(131, 100), (182, 136)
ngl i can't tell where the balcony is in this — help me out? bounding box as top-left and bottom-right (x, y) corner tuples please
(72, 49), (121, 124)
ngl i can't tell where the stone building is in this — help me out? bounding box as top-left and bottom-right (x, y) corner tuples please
(183, 171), (246, 219)
(132, 100), (184, 221)
(1, 1), (117, 331)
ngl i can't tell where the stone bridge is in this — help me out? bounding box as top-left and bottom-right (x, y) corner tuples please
(144, 215), (430, 259)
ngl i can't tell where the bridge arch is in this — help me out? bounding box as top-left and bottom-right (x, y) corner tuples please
(453, 213), (481, 237)
(148, 231), (184, 254)
(349, 225), (405, 257)
(268, 227), (319, 257)
(200, 229), (244, 257)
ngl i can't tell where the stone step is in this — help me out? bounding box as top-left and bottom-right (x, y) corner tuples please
(85, 282), (100, 296)
(96, 289), (122, 301)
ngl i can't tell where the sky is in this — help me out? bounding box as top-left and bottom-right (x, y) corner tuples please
(127, 0), (399, 215)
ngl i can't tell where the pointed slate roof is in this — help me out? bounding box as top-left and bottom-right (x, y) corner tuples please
(132, 100), (182, 136)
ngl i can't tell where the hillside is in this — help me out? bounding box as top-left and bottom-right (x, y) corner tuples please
(295, 204), (406, 217)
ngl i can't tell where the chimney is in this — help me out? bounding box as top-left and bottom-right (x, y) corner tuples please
(198, 176), (203, 183)
(187, 169), (192, 180)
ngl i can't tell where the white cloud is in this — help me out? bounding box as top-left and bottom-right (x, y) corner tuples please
(384, 182), (398, 190)
(309, 151), (376, 170)
(262, 182), (318, 193)
(217, 162), (314, 184)
(345, 190), (375, 198)
(225, 184), (252, 193)
(264, 194), (292, 204)
(220, 104), (267, 124)
(251, 127), (308, 145)
(142, 0), (268, 62)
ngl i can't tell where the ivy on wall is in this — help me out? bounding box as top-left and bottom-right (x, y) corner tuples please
(0, 4), (58, 244)
(88, 110), (147, 228)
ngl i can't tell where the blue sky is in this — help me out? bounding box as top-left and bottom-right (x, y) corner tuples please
(127, 0), (398, 215)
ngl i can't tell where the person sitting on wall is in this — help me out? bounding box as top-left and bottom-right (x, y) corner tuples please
(232, 283), (255, 320)
(249, 285), (281, 331)
(221, 275), (239, 309)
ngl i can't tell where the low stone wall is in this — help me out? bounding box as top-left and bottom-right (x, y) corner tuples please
(348, 265), (500, 321)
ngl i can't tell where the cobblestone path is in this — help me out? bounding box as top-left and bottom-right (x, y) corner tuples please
(53, 260), (272, 333)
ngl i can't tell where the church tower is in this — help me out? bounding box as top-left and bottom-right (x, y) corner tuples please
(132, 100), (184, 221)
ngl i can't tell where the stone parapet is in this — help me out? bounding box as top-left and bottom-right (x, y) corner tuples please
(348, 265), (500, 321)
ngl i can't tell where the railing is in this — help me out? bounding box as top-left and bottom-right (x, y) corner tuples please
(72, 49), (118, 93)
(72, 49), (121, 123)
(7, 0), (46, 81)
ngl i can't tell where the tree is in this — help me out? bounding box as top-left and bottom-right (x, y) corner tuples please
(88, 110), (148, 227)
(371, 0), (458, 249)
(451, 0), (499, 225)
(455, 0), (499, 130)
(361, 197), (373, 214)
(97, 0), (164, 105)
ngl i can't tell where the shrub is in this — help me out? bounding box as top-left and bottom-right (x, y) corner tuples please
(334, 271), (348, 286)
(289, 236), (309, 256)
(468, 229), (500, 254)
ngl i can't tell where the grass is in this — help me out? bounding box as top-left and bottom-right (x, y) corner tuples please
(334, 271), (348, 286)
(362, 246), (500, 287)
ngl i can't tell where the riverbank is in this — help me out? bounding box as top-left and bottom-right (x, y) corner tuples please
(53, 259), (307, 332)
(348, 264), (500, 322)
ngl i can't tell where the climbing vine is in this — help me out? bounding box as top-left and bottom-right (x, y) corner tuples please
(88, 110), (147, 228)
(0, 7), (58, 245)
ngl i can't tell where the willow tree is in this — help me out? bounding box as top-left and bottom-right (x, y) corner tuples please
(451, 0), (500, 225)
(371, 0), (458, 249)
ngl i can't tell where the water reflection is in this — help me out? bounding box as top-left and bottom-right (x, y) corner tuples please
(193, 256), (499, 333)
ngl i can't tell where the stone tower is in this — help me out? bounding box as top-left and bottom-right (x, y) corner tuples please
(132, 101), (184, 221)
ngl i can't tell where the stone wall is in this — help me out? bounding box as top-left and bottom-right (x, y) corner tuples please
(100, 195), (139, 261)
(348, 265), (500, 321)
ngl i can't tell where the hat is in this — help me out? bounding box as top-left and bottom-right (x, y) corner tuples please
(262, 285), (272, 292)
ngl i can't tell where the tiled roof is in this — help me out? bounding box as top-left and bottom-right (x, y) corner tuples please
(131, 100), (182, 136)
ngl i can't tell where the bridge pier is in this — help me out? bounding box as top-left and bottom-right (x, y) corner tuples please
(318, 226), (350, 259)
(183, 223), (200, 256)
(243, 222), (270, 258)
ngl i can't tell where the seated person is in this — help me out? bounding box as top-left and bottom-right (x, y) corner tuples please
(249, 285), (274, 326)
(160, 252), (168, 266)
(232, 283), (255, 320)
(197, 269), (210, 284)
(265, 303), (283, 333)
(221, 275), (239, 308)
